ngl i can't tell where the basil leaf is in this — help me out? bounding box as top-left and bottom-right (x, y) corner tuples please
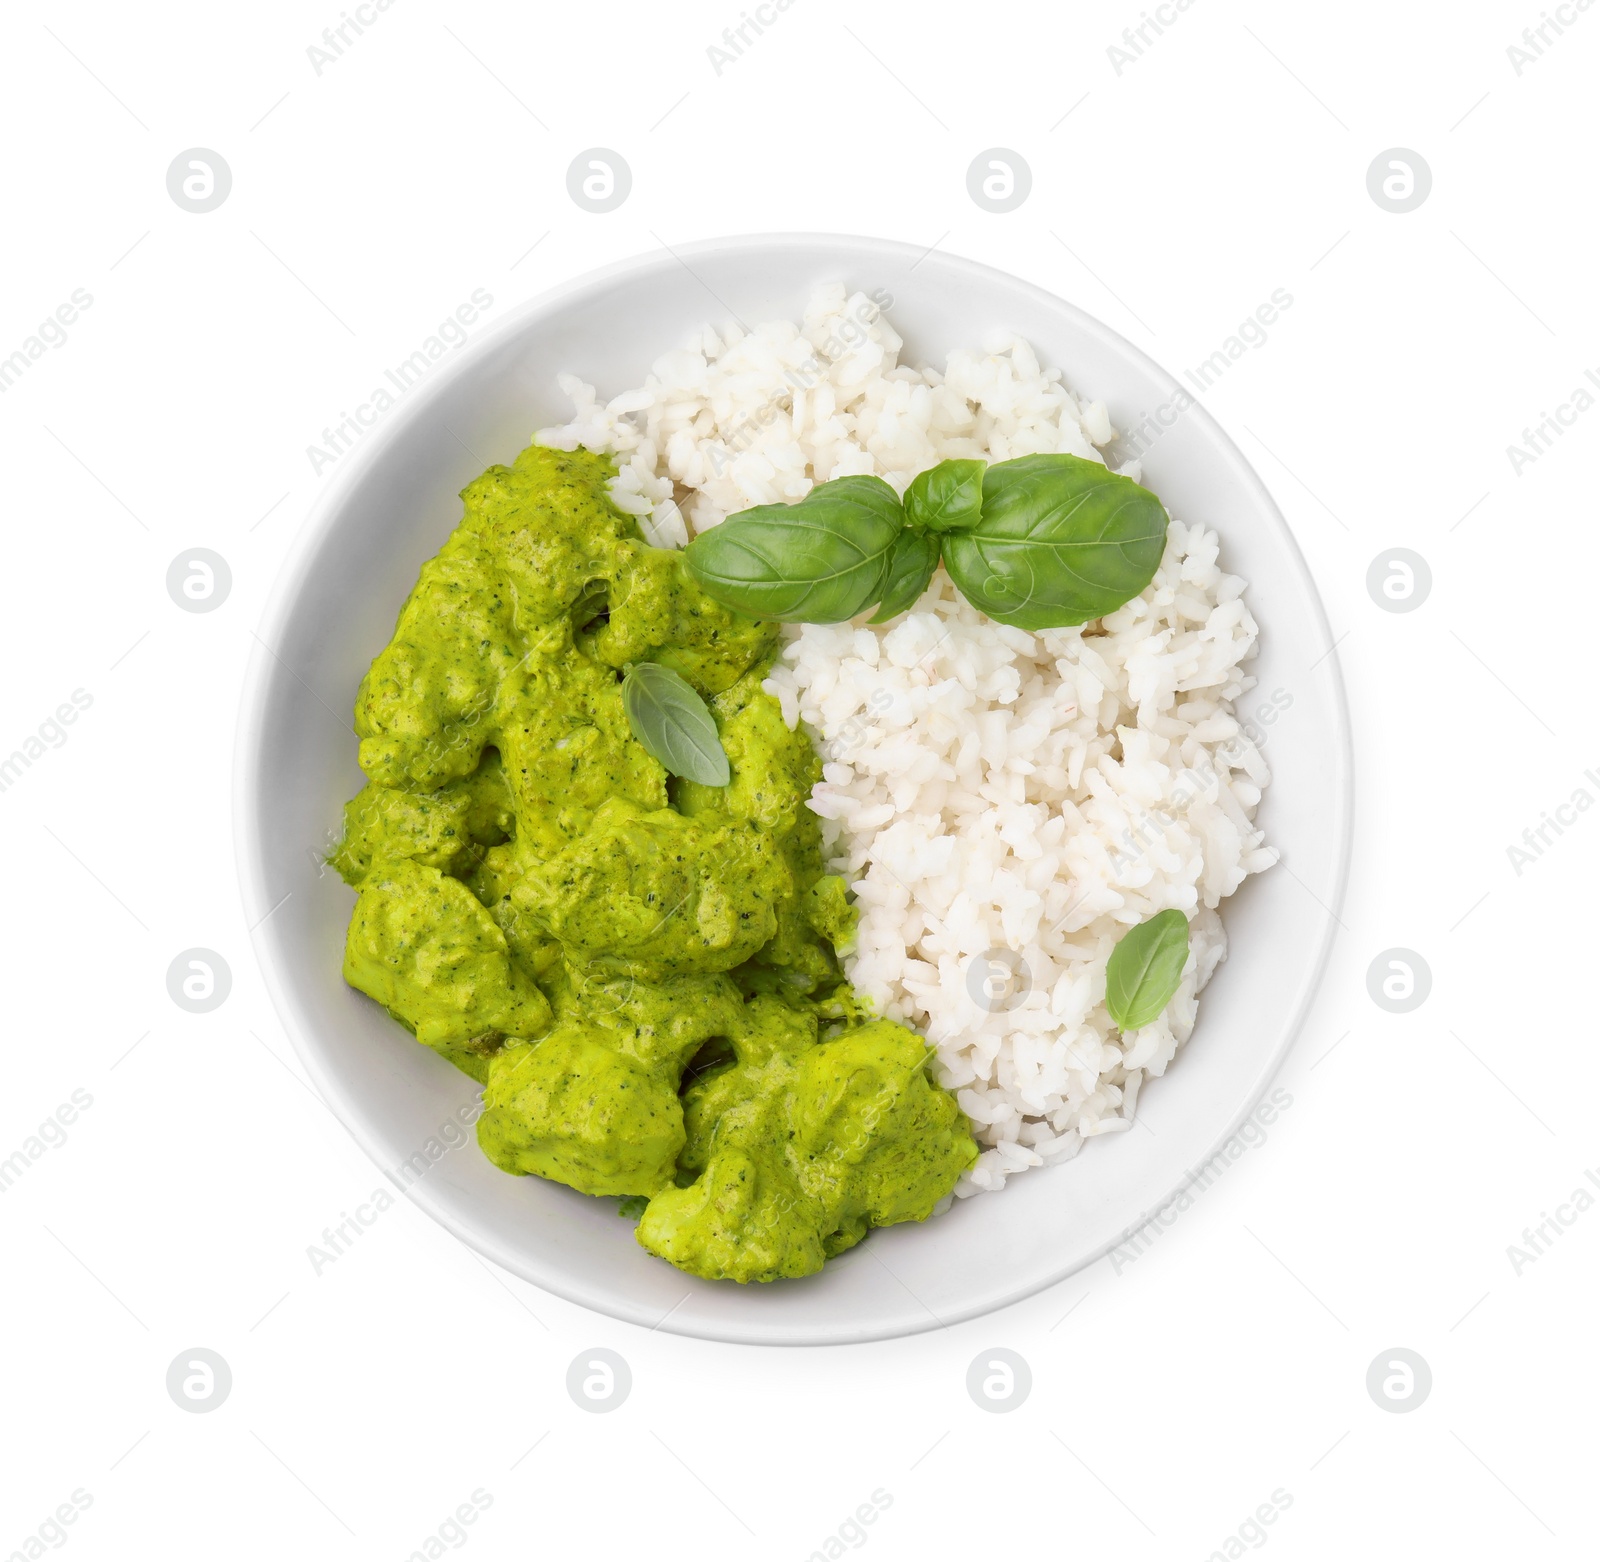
(1104, 910), (1190, 1032)
(621, 661), (730, 786)
(868, 526), (940, 623)
(941, 454), (1167, 630)
(682, 474), (904, 623)
(904, 458), (985, 534)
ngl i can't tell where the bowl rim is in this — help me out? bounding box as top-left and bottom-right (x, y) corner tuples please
(234, 231), (1353, 1344)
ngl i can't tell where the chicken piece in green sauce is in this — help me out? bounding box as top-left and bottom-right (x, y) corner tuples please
(333, 441), (975, 1282)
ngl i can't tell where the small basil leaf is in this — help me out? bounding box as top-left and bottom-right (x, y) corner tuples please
(904, 458), (985, 534)
(1104, 910), (1190, 1032)
(941, 453), (1167, 630)
(868, 527), (941, 623)
(682, 474), (904, 623)
(621, 661), (730, 786)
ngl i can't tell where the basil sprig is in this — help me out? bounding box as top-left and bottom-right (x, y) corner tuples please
(904, 456), (984, 534)
(941, 455), (1168, 630)
(682, 474), (903, 623)
(682, 454), (1167, 631)
(869, 526), (940, 624)
(1104, 910), (1190, 1032)
(621, 661), (730, 786)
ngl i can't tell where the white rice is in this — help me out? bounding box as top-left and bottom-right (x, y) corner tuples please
(535, 284), (1276, 1195)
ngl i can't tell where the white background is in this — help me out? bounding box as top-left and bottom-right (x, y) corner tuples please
(2, 0), (1596, 1557)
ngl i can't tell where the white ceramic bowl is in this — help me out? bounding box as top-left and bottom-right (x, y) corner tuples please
(236, 235), (1351, 1345)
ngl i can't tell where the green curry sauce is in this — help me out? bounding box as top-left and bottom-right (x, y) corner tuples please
(332, 442), (976, 1282)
